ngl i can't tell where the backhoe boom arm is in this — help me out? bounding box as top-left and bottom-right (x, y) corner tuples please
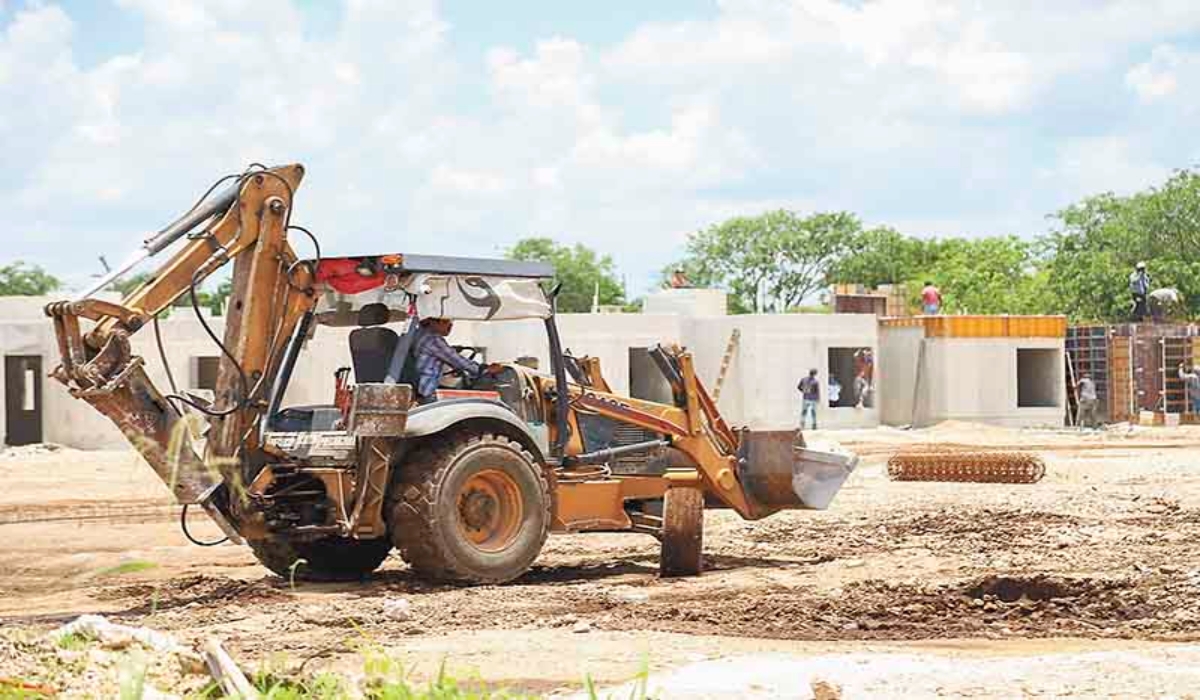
(43, 164), (313, 539)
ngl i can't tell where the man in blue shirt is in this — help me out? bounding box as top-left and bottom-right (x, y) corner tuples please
(1129, 262), (1151, 321)
(413, 317), (501, 402)
(798, 369), (820, 429)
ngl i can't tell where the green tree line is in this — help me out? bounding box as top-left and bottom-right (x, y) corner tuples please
(670, 168), (1200, 321)
(6, 169), (1200, 321)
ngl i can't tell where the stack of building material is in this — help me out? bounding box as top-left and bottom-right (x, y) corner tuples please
(831, 284), (912, 317)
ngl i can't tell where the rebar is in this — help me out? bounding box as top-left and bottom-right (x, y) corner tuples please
(887, 449), (1046, 484)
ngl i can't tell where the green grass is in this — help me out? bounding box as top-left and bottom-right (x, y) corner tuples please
(53, 631), (94, 651)
(93, 560), (158, 578)
(242, 663), (537, 700)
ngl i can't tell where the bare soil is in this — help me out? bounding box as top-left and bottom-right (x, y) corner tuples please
(3, 422), (1200, 695)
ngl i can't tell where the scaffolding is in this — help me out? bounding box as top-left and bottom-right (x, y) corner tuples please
(1067, 323), (1200, 424)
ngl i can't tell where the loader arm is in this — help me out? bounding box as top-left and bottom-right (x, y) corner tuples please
(43, 164), (313, 538)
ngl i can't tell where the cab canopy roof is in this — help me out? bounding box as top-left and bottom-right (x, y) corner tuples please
(309, 253), (554, 325)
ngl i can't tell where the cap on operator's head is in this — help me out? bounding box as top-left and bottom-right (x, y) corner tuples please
(1136, 261), (1147, 270)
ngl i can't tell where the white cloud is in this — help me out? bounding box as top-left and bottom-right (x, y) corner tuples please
(1126, 44), (1190, 101)
(3, 0), (1200, 293)
(1041, 135), (1171, 202)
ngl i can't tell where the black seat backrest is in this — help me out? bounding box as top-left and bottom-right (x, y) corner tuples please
(349, 327), (400, 383)
(385, 325), (425, 387)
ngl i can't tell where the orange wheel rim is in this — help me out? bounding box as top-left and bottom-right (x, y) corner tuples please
(456, 469), (523, 552)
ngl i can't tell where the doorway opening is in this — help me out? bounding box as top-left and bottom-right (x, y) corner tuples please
(4, 355), (43, 446)
(1017, 349), (1059, 408)
(827, 347), (874, 408)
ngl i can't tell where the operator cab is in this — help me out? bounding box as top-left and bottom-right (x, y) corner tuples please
(265, 253), (556, 435)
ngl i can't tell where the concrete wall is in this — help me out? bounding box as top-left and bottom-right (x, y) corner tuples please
(879, 325), (925, 426)
(643, 288), (727, 317)
(878, 326), (1066, 428)
(687, 314), (880, 430)
(1, 293), (884, 448)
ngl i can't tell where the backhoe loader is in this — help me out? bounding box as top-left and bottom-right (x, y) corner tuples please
(44, 163), (858, 583)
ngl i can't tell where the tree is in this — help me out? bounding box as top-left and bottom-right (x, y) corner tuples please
(506, 238), (625, 313)
(0, 262), (60, 296)
(917, 236), (1049, 315)
(108, 272), (153, 296)
(108, 272), (232, 315)
(1043, 169), (1200, 322)
(675, 210), (860, 313)
(828, 225), (933, 288)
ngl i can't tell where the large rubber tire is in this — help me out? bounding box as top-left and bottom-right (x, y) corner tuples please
(249, 536), (392, 582)
(660, 486), (704, 577)
(388, 432), (550, 584)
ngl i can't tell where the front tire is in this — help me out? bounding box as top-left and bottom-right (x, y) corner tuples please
(249, 536), (392, 582)
(660, 486), (704, 577)
(388, 432), (550, 584)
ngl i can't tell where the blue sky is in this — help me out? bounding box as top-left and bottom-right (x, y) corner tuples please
(2, 0), (1199, 295)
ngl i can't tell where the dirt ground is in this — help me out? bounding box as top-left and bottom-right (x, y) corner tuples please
(3, 421), (1200, 696)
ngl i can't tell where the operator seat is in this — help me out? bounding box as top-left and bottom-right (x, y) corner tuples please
(348, 303), (399, 383)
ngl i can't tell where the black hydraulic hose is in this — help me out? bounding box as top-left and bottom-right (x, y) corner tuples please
(180, 503), (228, 546)
(162, 269), (251, 417)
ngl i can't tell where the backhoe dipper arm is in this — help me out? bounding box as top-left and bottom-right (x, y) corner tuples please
(43, 164), (312, 540)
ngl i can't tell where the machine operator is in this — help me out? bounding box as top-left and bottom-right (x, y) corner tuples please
(413, 317), (502, 403)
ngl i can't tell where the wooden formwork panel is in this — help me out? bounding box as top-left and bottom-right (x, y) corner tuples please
(1108, 337), (1134, 423)
(1066, 325), (1111, 420)
(883, 315), (1068, 338)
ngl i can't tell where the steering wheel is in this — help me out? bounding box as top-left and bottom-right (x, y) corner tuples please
(452, 345), (481, 362)
(441, 346), (483, 383)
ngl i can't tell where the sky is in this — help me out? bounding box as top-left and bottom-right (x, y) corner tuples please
(2, 0), (1200, 295)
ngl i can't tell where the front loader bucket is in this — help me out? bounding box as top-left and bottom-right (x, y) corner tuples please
(737, 430), (857, 511)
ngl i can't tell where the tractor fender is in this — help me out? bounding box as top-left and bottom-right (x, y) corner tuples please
(402, 398), (549, 461)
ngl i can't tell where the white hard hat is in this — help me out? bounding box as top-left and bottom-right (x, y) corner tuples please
(1136, 261), (1146, 269)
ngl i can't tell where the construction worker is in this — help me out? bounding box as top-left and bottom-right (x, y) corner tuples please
(1077, 373), (1099, 428)
(798, 368), (820, 429)
(828, 375), (842, 408)
(920, 281), (942, 315)
(1179, 363), (1200, 415)
(1149, 287), (1181, 323)
(1129, 262), (1151, 322)
(413, 317), (502, 403)
(669, 268), (692, 289)
(854, 372), (872, 409)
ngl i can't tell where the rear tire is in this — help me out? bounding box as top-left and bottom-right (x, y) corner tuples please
(249, 536), (392, 582)
(388, 432), (550, 584)
(660, 486), (704, 577)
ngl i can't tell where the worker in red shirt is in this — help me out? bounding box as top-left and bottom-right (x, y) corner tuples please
(921, 281), (942, 315)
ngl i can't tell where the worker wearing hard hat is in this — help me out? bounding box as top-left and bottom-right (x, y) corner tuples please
(1129, 262), (1151, 322)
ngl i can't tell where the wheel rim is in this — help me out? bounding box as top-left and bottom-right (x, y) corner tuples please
(456, 469), (523, 552)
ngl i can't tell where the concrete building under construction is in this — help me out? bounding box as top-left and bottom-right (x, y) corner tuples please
(0, 289), (1070, 449)
(879, 315), (1068, 428)
(1065, 323), (1200, 424)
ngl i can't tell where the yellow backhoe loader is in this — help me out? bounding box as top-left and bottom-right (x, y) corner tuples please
(44, 163), (858, 583)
